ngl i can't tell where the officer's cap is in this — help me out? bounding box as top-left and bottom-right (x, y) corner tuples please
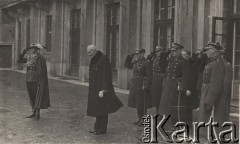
(203, 42), (222, 51)
(28, 43), (45, 50)
(155, 46), (164, 52)
(135, 48), (145, 54)
(170, 43), (184, 51)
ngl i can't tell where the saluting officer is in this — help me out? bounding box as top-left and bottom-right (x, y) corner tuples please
(128, 48), (152, 126)
(158, 43), (184, 131)
(150, 46), (168, 115)
(199, 42), (233, 141)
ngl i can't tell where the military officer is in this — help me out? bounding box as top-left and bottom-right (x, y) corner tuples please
(150, 46), (168, 115)
(158, 42), (184, 131)
(128, 48), (152, 126)
(199, 42), (233, 142)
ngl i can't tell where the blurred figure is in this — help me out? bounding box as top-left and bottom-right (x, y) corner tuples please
(87, 44), (123, 135)
(17, 43), (50, 120)
(150, 46), (168, 115)
(128, 48), (152, 126)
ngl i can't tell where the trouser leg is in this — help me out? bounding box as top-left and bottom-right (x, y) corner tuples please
(95, 115), (108, 133)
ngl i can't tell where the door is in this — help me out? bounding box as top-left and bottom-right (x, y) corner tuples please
(69, 9), (81, 77)
(0, 45), (12, 68)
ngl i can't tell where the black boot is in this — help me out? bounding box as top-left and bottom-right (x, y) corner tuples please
(26, 108), (36, 118)
(34, 109), (40, 120)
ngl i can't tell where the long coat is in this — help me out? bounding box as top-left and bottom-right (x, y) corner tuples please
(128, 57), (152, 109)
(150, 53), (168, 107)
(199, 57), (230, 125)
(87, 51), (123, 117)
(18, 53), (50, 109)
(158, 55), (183, 117)
(171, 58), (198, 124)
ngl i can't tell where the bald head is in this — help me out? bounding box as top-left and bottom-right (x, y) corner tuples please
(87, 44), (98, 57)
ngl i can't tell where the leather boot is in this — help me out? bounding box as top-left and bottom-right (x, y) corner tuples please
(34, 109), (40, 120)
(26, 108), (36, 118)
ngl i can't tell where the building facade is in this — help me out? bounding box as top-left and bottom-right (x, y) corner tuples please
(0, 0), (239, 99)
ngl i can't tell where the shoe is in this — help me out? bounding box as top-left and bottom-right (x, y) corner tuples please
(133, 119), (141, 125)
(89, 130), (96, 133)
(26, 113), (36, 118)
(137, 119), (144, 126)
(93, 131), (106, 135)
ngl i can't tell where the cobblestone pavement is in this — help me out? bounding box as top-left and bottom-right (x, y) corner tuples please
(0, 70), (238, 144)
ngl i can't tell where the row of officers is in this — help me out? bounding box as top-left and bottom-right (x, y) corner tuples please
(125, 42), (232, 139)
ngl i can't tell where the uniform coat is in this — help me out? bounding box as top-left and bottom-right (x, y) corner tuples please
(18, 53), (50, 109)
(128, 57), (152, 109)
(199, 56), (227, 124)
(150, 52), (168, 107)
(158, 55), (183, 117)
(87, 51), (123, 117)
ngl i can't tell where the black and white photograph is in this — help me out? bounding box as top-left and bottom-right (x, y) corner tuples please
(0, 0), (239, 143)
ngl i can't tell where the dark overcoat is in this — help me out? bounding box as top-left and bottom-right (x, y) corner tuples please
(128, 57), (152, 109)
(171, 58), (198, 124)
(87, 51), (123, 117)
(150, 53), (168, 107)
(199, 57), (227, 124)
(158, 55), (183, 117)
(18, 53), (50, 109)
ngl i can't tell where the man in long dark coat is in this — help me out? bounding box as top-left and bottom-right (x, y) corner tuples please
(158, 43), (184, 131)
(150, 46), (168, 115)
(87, 44), (123, 135)
(175, 50), (198, 127)
(18, 43), (50, 120)
(199, 42), (233, 142)
(128, 48), (152, 126)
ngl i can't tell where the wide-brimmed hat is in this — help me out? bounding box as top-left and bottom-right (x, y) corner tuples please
(28, 43), (44, 50)
(135, 48), (145, 54)
(155, 46), (164, 52)
(170, 43), (184, 51)
(203, 42), (222, 51)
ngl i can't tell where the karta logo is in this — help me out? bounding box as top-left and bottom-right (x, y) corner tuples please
(142, 115), (239, 143)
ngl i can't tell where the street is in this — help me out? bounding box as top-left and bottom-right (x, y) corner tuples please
(0, 70), (238, 144)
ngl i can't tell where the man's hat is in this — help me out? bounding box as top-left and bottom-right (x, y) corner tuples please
(135, 48), (145, 54)
(170, 43), (184, 51)
(28, 43), (44, 50)
(203, 42), (222, 51)
(155, 46), (164, 52)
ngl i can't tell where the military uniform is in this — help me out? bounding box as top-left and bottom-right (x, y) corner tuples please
(128, 56), (152, 123)
(150, 53), (168, 108)
(158, 55), (183, 118)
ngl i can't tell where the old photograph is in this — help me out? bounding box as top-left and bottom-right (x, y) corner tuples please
(0, 0), (239, 143)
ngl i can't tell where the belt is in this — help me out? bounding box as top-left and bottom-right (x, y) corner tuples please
(153, 72), (164, 75)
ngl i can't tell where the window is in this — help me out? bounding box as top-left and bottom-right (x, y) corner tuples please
(45, 15), (52, 51)
(106, 3), (120, 83)
(153, 0), (175, 50)
(69, 9), (81, 77)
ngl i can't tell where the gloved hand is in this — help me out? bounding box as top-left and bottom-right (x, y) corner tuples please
(186, 90), (191, 97)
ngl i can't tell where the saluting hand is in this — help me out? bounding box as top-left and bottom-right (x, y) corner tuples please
(186, 90), (191, 96)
